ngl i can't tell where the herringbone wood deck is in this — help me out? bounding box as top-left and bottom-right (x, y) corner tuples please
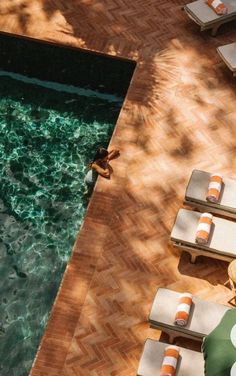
(1, 0), (236, 375)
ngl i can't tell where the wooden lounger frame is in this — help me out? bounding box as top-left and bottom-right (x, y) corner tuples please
(149, 321), (203, 343)
(184, 5), (236, 36)
(184, 198), (236, 220)
(172, 239), (234, 264)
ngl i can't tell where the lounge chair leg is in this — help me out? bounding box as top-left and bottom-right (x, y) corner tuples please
(190, 254), (197, 264)
(168, 334), (175, 344)
(211, 25), (219, 37)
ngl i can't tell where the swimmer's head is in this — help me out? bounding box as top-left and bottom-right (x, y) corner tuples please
(93, 148), (108, 162)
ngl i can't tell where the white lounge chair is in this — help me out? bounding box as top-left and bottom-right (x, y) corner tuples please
(217, 42), (236, 77)
(184, 0), (236, 36)
(137, 338), (204, 376)
(184, 169), (236, 219)
(171, 208), (236, 263)
(149, 288), (229, 343)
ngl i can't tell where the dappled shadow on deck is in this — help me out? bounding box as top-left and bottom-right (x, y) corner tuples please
(1, 0), (236, 375)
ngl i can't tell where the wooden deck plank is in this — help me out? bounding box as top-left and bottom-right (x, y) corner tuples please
(0, 0), (236, 375)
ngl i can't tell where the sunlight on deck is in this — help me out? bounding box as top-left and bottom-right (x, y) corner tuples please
(0, 0), (236, 374)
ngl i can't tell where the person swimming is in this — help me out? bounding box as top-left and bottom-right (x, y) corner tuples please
(84, 147), (120, 190)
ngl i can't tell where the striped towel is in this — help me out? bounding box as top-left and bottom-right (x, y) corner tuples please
(174, 292), (193, 327)
(206, 173), (223, 203)
(207, 0), (228, 15)
(161, 345), (180, 376)
(196, 213), (213, 244)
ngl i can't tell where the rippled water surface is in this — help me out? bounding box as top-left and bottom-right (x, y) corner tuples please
(0, 73), (122, 376)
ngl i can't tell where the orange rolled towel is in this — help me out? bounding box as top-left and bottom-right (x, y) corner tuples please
(196, 213), (213, 244)
(207, 0), (228, 15)
(206, 173), (223, 203)
(174, 292), (193, 327)
(160, 345), (180, 376)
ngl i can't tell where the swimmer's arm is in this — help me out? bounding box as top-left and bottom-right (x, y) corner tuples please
(108, 149), (120, 160)
(91, 162), (110, 178)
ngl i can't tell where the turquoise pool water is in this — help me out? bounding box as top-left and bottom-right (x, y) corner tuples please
(0, 72), (123, 376)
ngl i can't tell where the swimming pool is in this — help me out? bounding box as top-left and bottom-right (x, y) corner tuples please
(0, 33), (135, 376)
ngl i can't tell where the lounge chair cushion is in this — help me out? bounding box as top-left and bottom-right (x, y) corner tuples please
(185, 0), (236, 26)
(171, 209), (236, 258)
(137, 339), (204, 376)
(185, 169), (236, 213)
(149, 288), (229, 338)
